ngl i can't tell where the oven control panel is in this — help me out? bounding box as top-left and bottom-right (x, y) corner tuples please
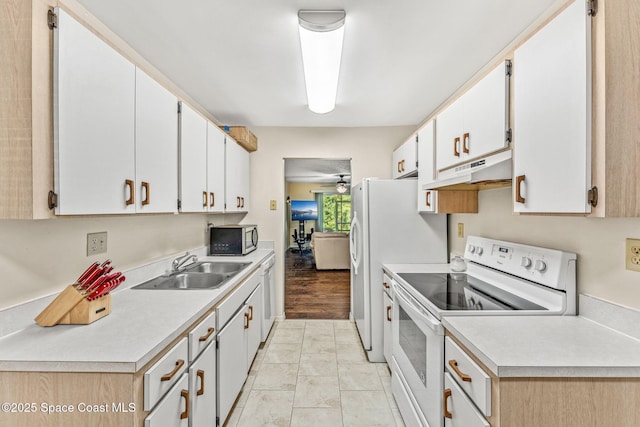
(464, 236), (576, 291)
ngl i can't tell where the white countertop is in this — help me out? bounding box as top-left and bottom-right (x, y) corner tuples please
(443, 315), (640, 378)
(0, 249), (274, 373)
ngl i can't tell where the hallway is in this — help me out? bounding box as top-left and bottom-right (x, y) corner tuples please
(225, 320), (404, 427)
(284, 250), (350, 319)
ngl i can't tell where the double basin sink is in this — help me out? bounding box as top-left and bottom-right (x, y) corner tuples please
(132, 261), (251, 290)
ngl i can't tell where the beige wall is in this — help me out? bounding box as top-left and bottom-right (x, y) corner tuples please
(244, 126), (413, 317)
(0, 213), (244, 310)
(449, 187), (640, 311)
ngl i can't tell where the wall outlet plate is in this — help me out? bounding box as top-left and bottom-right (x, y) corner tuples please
(87, 232), (107, 256)
(457, 223), (464, 238)
(625, 238), (640, 272)
(270, 200), (277, 210)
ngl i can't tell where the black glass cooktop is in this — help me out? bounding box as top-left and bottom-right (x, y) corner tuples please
(397, 272), (546, 311)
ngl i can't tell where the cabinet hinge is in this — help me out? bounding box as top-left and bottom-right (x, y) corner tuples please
(48, 191), (58, 210)
(587, 0), (598, 16)
(177, 199), (181, 210)
(47, 9), (57, 30)
(505, 128), (512, 143)
(177, 102), (181, 114)
(505, 59), (513, 77)
(415, 134), (419, 143)
(216, 416), (220, 426)
(588, 186), (598, 207)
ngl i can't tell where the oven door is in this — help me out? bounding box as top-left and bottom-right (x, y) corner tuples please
(393, 283), (444, 427)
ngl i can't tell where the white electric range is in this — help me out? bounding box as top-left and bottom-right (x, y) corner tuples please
(386, 236), (577, 427)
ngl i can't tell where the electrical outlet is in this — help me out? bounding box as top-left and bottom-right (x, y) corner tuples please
(270, 200), (277, 210)
(457, 223), (464, 238)
(626, 238), (640, 272)
(87, 232), (107, 256)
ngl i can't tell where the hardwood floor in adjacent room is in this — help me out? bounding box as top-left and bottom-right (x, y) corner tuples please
(285, 249), (350, 319)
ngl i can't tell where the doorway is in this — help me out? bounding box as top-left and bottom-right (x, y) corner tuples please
(283, 158), (352, 319)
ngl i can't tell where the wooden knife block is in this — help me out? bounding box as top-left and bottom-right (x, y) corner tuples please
(35, 285), (111, 327)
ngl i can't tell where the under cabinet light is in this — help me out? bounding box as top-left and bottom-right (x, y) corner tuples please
(298, 10), (346, 114)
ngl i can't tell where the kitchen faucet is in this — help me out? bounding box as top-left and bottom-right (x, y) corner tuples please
(172, 253), (197, 272)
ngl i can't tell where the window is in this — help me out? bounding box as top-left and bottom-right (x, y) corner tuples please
(319, 193), (351, 232)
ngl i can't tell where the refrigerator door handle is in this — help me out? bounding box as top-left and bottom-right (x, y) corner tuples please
(350, 214), (360, 274)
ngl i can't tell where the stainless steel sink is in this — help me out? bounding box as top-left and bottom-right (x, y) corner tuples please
(131, 261), (250, 290)
(185, 261), (250, 274)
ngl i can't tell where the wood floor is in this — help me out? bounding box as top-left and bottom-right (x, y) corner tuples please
(285, 249), (350, 319)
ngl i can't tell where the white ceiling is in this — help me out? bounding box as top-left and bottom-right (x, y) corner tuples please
(285, 159), (351, 183)
(74, 0), (557, 128)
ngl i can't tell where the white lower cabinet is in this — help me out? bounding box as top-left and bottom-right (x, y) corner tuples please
(145, 374), (189, 427)
(189, 341), (216, 427)
(217, 305), (248, 425)
(444, 373), (490, 427)
(246, 284), (263, 370)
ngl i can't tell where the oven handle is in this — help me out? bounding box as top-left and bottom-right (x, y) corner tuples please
(394, 284), (442, 333)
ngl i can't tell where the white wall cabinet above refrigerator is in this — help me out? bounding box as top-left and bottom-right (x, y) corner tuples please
(513, 0), (591, 214)
(393, 134), (418, 179)
(417, 119), (478, 214)
(436, 61), (511, 172)
(54, 8), (136, 215)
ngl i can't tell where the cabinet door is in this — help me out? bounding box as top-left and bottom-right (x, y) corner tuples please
(383, 289), (392, 365)
(189, 342), (216, 427)
(513, 0), (591, 213)
(179, 103), (208, 212)
(206, 123), (225, 213)
(135, 68), (178, 213)
(444, 373), (490, 427)
(393, 135), (417, 179)
(436, 96), (464, 170)
(54, 8), (135, 215)
(246, 282), (263, 369)
(225, 138), (250, 212)
(417, 120), (437, 212)
(144, 374), (189, 427)
(217, 305), (248, 425)
(462, 61), (509, 161)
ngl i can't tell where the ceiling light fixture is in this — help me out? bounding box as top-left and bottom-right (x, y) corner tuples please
(298, 10), (346, 114)
(336, 175), (348, 193)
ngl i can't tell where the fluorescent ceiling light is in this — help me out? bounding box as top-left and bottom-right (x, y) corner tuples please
(298, 10), (345, 114)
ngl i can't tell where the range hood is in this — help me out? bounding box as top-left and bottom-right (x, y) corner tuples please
(423, 149), (512, 190)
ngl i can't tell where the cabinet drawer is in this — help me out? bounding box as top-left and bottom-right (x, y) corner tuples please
(216, 269), (260, 329)
(444, 373), (489, 427)
(189, 310), (216, 362)
(445, 337), (491, 416)
(144, 338), (188, 411)
(145, 373), (189, 427)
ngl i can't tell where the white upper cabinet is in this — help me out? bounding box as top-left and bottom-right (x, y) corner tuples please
(206, 123), (226, 213)
(225, 138), (250, 212)
(436, 61), (510, 171)
(393, 134), (418, 179)
(135, 68), (178, 213)
(417, 120), (437, 212)
(54, 8), (136, 215)
(179, 102), (208, 213)
(513, 0), (591, 213)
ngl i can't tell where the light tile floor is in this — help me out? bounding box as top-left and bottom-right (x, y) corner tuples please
(225, 320), (405, 427)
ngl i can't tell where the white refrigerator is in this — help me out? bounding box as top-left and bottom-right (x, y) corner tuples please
(350, 178), (447, 362)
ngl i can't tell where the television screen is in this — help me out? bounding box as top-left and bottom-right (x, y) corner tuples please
(291, 200), (318, 221)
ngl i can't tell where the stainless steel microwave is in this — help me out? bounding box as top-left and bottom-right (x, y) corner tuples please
(209, 225), (258, 255)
